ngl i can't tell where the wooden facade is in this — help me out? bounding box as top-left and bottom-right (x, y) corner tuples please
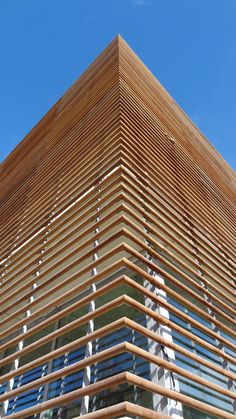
(0, 35), (235, 418)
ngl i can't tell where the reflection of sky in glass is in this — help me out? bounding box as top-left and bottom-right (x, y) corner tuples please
(169, 295), (235, 414)
(7, 365), (47, 415)
(3, 303), (152, 417)
(2, 280), (235, 417)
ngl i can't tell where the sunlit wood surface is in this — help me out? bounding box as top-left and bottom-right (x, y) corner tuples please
(0, 35), (235, 419)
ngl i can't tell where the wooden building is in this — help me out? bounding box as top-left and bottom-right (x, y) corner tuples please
(0, 35), (235, 419)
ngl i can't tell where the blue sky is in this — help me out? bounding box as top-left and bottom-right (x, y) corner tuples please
(0, 0), (235, 170)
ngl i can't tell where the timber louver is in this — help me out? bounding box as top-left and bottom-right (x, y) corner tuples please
(0, 36), (235, 419)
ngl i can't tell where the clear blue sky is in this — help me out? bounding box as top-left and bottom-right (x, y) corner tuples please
(0, 0), (235, 170)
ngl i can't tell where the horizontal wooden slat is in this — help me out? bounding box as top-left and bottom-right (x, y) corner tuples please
(0, 35), (235, 418)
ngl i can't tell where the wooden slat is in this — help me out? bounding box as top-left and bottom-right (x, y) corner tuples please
(0, 35), (235, 418)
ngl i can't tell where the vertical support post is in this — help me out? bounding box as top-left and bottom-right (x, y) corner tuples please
(11, 233), (47, 414)
(80, 183), (101, 416)
(39, 319), (60, 419)
(143, 205), (183, 418)
(0, 216), (30, 415)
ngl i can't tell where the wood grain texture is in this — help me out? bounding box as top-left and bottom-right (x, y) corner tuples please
(0, 35), (235, 418)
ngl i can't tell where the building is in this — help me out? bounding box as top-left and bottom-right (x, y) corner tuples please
(0, 35), (235, 419)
